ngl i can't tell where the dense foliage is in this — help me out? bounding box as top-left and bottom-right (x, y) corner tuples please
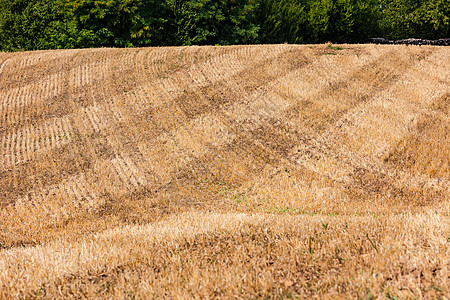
(166, 0), (259, 45)
(257, 0), (381, 44)
(0, 0), (94, 51)
(57, 0), (169, 47)
(379, 0), (449, 40)
(306, 0), (381, 43)
(0, 0), (448, 51)
(257, 0), (308, 44)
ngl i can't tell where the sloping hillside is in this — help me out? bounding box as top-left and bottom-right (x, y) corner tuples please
(0, 44), (448, 298)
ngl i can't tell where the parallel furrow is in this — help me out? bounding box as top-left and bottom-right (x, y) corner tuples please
(168, 47), (404, 198)
(78, 47), (261, 194)
(0, 73), (62, 131)
(3, 175), (96, 227)
(0, 56), (10, 76)
(15, 51), (55, 69)
(0, 117), (72, 171)
(0, 50), (75, 89)
(82, 105), (104, 133)
(289, 47), (449, 198)
(131, 46), (308, 184)
(111, 155), (147, 188)
(1, 45), (447, 238)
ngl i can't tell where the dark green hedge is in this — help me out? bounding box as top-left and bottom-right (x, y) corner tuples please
(0, 0), (448, 51)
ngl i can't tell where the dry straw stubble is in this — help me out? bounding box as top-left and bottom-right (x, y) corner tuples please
(0, 44), (449, 298)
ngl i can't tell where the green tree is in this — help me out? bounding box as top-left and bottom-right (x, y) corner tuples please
(257, 0), (308, 44)
(166, 0), (260, 45)
(306, 0), (381, 43)
(58, 0), (169, 47)
(380, 0), (449, 39)
(256, 0), (381, 44)
(0, 0), (96, 51)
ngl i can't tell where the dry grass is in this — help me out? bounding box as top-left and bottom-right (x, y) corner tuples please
(0, 44), (449, 299)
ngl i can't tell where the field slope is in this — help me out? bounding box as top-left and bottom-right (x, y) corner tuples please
(0, 44), (449, 298)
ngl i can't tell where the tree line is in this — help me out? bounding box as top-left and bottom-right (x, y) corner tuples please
(0, 0), (448, 51)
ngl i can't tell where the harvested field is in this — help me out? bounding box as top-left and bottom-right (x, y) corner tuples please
(0, 44), (449, 298)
